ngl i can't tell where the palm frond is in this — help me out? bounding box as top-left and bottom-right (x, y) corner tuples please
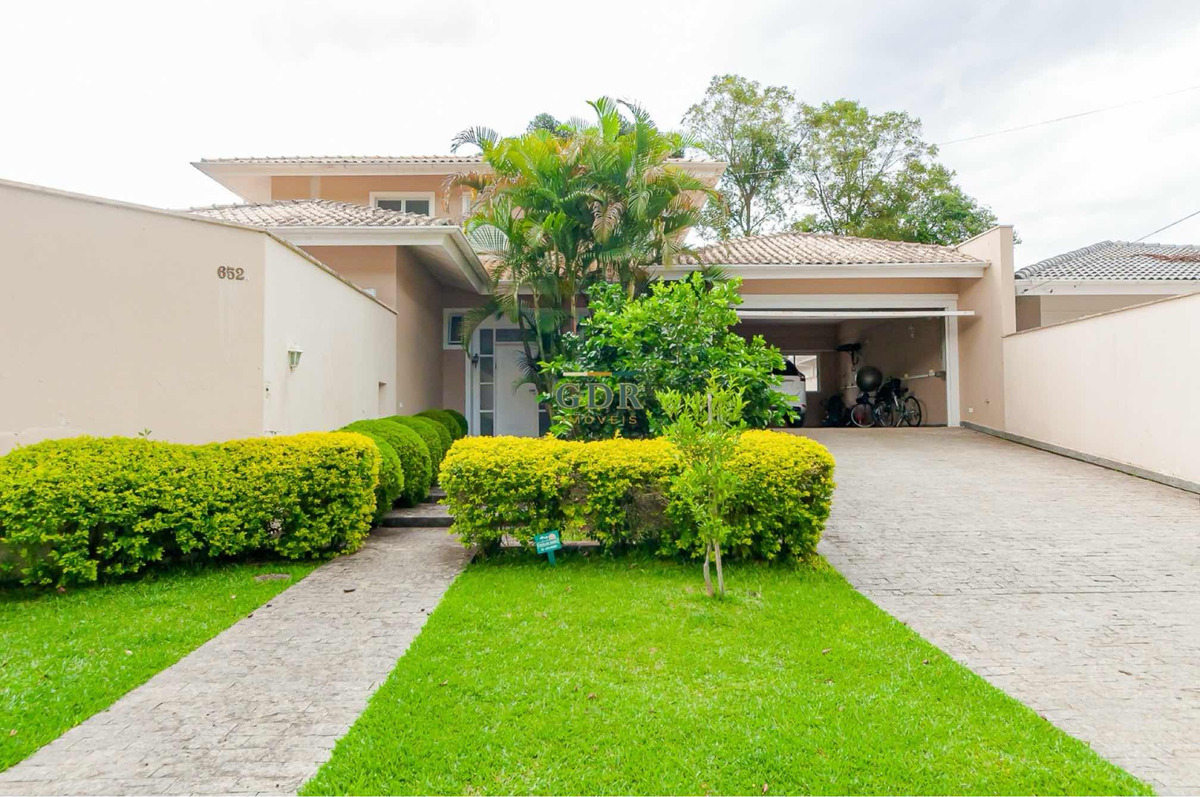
(450, 126), (499, 154)
(465, 223), (511, 254)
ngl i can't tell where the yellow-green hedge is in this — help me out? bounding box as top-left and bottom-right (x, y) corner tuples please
(440, 430), (835, 559)
(417, 409), (467, 441)
(388, 416), (449, 475)
(0, 432), (379, 586)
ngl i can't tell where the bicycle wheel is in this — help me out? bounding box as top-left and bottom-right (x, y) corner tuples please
(850, 402), (875, 428)
(874, 401), (897, 428)
(902, 395), (923, 427)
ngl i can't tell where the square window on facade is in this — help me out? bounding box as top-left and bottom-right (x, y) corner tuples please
(374, 196), (434, 216)
(446, 315), (464, 346)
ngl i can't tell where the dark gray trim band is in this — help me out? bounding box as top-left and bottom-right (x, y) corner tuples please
(962, 422), (1200, 495)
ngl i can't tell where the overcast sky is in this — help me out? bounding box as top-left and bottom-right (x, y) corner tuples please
(2, 0), (1197, 267)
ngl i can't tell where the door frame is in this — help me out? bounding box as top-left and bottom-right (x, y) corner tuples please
(462, 314), (528, 436)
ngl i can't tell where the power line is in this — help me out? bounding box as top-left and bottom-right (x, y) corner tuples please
(721, 83), (1200, 181)
(1132, 207), (1200, 242)
(938, 83), (1200, 145)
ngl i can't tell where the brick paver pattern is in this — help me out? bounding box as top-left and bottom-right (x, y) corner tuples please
(0, 527), (471, 796)
(807, 428), (1199, 795)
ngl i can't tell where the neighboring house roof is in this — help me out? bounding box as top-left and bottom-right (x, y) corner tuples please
(677, 231), (981, 266)
(1015, 241), (1200, 281)
(184, 199), (449, 228)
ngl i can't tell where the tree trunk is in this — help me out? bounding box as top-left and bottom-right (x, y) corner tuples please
(713, 540), (725, 597)
(702, 543), (714, 597)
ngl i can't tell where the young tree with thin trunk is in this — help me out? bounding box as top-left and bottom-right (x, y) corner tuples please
(659, 381), (746, 597)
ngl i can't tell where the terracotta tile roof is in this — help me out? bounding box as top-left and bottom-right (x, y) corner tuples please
(197, 154), (717, 166)
(1015, 241), (1200, 281)
(198, 155), (486, 165)
(184, 199), (449, 228)
(677, 231), (980, 266)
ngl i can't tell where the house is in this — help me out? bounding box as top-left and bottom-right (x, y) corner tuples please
(0, 154), (1018, 452)
(1015, 241), (1200, 329)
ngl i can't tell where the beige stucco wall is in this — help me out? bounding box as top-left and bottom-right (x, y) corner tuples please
(1015, 295), (1042, 331)
(261, 241), (397, 435)
(439, 288), (491, 416)
(271, 175), (474, 223)
(955, 227), (1016, 429)
(290, 244), (452, 416)
(393, 248), (445, 413)
(1003, 292), (1199, 484)
(0, 181), (265, 452)
(1034, 293), (1176, 327)
(302, 245), (398, 308)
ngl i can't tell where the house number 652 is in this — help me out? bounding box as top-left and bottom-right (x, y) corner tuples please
(217, 266), (245, 280)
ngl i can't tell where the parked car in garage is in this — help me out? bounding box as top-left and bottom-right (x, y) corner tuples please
(774, 359), (807, 427)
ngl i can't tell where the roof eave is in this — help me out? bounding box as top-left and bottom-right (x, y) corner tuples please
(1015, 278), (1200, 296)
(653, 261), (988, 279)
(266, 225), (489, 293)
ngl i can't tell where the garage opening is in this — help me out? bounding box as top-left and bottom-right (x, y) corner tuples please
(736, 306), (968, 428)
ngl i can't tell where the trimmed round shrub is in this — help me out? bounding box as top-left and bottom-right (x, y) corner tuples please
(0, 432), (379, 587)
(725, 430), (836, 560)
(338, 428), (404, 520)
(440, 431), (835, 560)
(443, 409), (469, 438)
(412, 415), (453, 455)
(388, 416), (448, 475)
(417, 409), (465, 441)
(346, 419), (431, 506)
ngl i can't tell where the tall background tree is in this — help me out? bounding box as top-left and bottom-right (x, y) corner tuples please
(682, 80), (1004, 246)
(683, 75), (801, 240)
(792, 99), (1001, 244)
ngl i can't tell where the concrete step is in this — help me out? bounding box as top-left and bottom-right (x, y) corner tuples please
(380, 503), (452, 528)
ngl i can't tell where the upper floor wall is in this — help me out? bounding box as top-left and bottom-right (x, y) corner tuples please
(192, 155), (726, 226)
(270, 174), (476, 224)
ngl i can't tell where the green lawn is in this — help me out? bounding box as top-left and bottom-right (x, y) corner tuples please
(303, 552), (1148, 796)
(0, 560), (316, 771)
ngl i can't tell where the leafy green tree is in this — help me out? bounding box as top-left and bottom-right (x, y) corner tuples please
(526, 112), (567, 137)
(683, 74), (801, 239)
(792, 99), (1000, 244)
(659, 380), (746, 597)
(542, 273), (790, 439)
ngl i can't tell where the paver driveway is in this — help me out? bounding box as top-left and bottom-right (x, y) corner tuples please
(805, 428), (1199, 795)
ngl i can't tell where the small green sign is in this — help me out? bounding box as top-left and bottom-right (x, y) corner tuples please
(534, 530), (563, 565)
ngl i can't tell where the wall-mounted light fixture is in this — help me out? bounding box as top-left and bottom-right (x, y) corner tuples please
(287, 345), (304, 370)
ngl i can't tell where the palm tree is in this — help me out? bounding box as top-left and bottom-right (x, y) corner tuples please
(446, 99), (717, 412)
(576, 98), (713, 297)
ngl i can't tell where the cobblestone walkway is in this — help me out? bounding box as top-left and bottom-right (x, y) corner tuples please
(0, 526), (471, 796)
(806, 428), (1199, 795)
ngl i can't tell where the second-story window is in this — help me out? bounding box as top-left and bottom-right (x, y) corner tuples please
(371, 192), (434, 216)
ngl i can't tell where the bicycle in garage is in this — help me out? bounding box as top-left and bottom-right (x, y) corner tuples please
(849, 370), (923, 428)
(875, 377), (923, 427)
